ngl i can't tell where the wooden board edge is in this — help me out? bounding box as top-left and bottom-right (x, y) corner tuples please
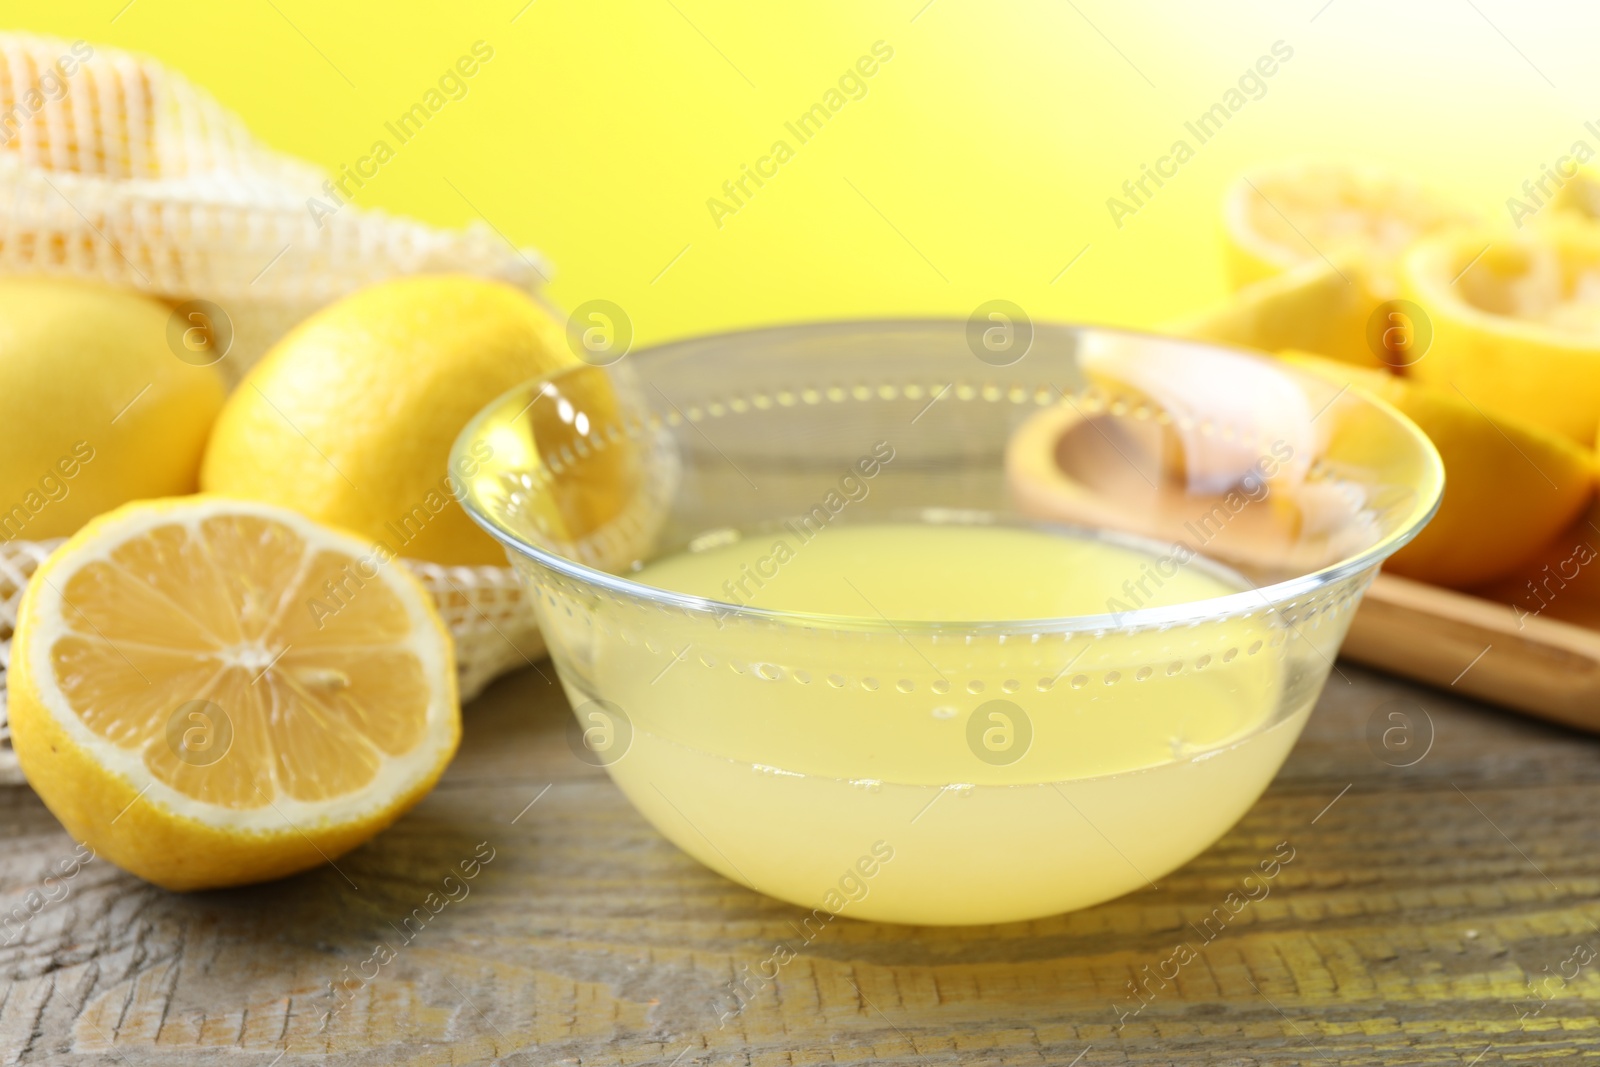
(1343, 573), (1600, 734)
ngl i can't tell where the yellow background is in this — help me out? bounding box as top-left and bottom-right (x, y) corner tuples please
(8, 0), (1598, 345)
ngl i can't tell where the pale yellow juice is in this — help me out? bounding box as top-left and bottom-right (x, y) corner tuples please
(546, 521), (1309, 925)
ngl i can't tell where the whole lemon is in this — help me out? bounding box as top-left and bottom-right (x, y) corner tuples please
(201, 275), (577, 565)
(0, 278), (225, 542)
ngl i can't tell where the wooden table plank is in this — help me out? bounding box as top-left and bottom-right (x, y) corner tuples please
(2, 661), (1599, 1065)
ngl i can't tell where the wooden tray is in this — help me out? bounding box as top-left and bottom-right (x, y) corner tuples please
(1344, 572), (1600, 734)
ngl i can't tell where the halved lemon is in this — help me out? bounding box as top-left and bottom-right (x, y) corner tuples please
(1402, 221), (1600, 443)
(1222, 162), (1477, 297)
(8, 497), (460, 890)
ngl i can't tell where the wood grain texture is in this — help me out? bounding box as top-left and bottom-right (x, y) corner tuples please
(2, 661), (1599, 1066)
(1344, 573), (1600, 736)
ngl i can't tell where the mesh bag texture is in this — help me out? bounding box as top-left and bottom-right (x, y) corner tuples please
(0, 33), (553, 783)
(0, 33), (550, 381)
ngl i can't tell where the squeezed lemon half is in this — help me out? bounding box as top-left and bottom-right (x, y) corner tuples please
(1222, 162), (1477, 297)
(1402, 221), (1600, 444)
(7, 497), (460, 890)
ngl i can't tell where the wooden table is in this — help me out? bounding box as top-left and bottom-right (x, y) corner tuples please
(2, 660), (1597, 1066)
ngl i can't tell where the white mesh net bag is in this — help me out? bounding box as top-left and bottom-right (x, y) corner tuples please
(0, 33), (550, 380)
(0, 33), (554, 782)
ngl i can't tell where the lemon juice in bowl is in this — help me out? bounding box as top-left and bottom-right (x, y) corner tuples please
(599, 521), (1295, 925)
(456, 323), (1443, 926)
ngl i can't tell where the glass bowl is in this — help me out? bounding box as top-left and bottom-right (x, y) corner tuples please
(453, 321), (1443, 926)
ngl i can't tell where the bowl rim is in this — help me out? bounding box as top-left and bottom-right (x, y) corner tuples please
(454, 318), (1446, 634)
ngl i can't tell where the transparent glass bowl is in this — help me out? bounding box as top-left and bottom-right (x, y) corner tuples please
(454, 321), (1443, 925)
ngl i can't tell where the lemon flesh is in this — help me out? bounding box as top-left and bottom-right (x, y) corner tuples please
(0, 278), (225, 541)
(201, 275), (580, 566)
(8, 497), (460, 890)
